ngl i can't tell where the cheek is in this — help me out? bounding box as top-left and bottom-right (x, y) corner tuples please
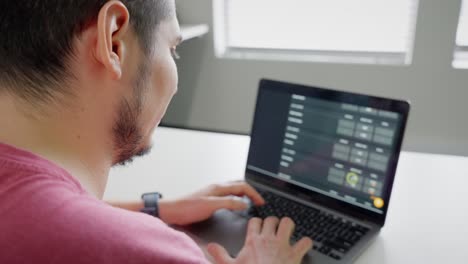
(155, 56), (178, 106)
(142, 56), (178, 126)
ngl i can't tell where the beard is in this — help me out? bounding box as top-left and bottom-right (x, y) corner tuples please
(112, 60), (152, 166)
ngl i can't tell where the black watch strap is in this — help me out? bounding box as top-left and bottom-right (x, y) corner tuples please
(140, 192), (162, 218)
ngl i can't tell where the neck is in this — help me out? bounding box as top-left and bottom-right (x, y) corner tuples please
(0, 93), (114, 199)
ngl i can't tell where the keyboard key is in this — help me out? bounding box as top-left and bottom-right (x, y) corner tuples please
(329, 252), (342, 260)
(323, 238), (352, 253)
(318, 246), (331, 255)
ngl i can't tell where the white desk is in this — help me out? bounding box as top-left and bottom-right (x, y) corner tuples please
(104, 127), (468, 264)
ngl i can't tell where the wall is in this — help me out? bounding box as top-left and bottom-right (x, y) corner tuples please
(164, 0), (468, 156)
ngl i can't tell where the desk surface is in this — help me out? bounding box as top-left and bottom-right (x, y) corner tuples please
(105, 127), (468, 264)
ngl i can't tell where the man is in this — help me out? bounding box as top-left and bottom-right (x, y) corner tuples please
(0, 1), (312, 263)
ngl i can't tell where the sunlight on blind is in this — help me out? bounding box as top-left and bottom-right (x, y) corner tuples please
(226, 0), (417, 53)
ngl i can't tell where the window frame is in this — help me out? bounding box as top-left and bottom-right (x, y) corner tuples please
(213, 0), (420, 66)
(453, 47), (468, 68)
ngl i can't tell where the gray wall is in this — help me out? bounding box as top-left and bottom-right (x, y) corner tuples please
(164, 0), (468, 156)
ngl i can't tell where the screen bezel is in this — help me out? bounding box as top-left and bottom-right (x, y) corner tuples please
(245, 79), (410, 227)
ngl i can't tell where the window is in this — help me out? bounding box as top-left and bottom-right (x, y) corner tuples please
(454, 0), (468, 68)
(214, 0), (419, 65)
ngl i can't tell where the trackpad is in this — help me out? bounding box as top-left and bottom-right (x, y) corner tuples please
(184, 209), (248, 256)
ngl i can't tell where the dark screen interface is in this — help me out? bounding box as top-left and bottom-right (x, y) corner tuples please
(247, 89), (402, 214)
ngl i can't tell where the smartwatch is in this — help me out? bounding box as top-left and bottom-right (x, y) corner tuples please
(140, 192), (163, 218)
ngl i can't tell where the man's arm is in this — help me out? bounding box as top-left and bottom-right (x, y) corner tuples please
(106, 200), (144, 212)
(106, 181), (265, 226)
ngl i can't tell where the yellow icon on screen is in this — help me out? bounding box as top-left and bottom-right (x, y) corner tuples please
(373, 197), (384, 208)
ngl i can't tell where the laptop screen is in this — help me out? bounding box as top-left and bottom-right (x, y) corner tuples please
(246, 79), (409, 215)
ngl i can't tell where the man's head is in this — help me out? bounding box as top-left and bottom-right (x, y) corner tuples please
(0, 0), (182, 165)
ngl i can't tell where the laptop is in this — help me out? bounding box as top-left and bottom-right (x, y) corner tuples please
(186, 79), (410, 263)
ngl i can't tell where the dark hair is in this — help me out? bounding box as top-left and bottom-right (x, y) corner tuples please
(0, 0), (172, 103)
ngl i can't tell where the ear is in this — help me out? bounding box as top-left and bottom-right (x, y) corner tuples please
(95, 0), (130, 80)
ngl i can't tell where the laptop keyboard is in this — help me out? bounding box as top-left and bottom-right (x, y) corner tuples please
(247, 189), (370, 260)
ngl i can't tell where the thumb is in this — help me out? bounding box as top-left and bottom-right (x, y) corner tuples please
(206, 196), (249, 211)
(207, 243), (233, 264)
(292, 237), (313, 260)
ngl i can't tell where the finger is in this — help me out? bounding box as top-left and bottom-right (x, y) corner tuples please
(211, 182), (265, 205)
(276, 217), (296, 240)
(240, 183), (265, 205)
(261, 216), (280, 235)
(207, 243), (234, 264)
(245, 217), (262, 240)
(204, 196), (249, 212)
(292, 237), (313, 258)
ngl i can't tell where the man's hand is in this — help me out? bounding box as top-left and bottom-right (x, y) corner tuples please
(208, 217), (313, 264)
(158, 181), (265, 226)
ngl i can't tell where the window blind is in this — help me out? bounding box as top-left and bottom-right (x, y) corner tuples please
(223, 0), (418, 55)
(456, 0), (468, 47)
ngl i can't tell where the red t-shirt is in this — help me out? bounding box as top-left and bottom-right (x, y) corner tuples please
(0, 142), (208, 264)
